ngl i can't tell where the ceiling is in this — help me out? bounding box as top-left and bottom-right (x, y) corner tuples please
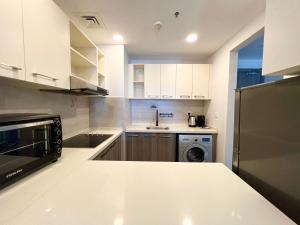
(55, 0), (266, 59)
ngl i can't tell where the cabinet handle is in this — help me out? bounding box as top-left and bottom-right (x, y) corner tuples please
(160, 135), (173, 138)
(180, 95), (191, 99)
(32, 73), (58, 81)
(127, 134), (139, 137)
(194, 95), (205, 98)
(0, 62), (22, 71)
(144, 134), (156, 137)
(148, 95), (160, 99)
(162, 95), (173, 99)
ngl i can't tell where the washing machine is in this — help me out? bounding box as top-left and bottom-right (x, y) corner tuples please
(178, 134), (213, 162)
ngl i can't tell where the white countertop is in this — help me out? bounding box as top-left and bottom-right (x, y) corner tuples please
(0, 128), (295, 225)
(126, 124), (218, 134)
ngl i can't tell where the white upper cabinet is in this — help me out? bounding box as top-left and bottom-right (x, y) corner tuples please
(263, 0), (300, 76)
(176, 64), (193, 99)
(23, 0), (70, 89)
(144, 64), (161, 99)
(0, 0), (25, 80)
(192, 64), (210, 99)
(161, 64), (176, 99)
(128, 63), (210, 100)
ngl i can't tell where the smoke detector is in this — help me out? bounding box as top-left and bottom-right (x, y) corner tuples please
(73, 12), (106, 29)
(154, 20), (163, 32)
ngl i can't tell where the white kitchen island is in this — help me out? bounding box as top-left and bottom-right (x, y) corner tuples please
(0, 129), (295, 225)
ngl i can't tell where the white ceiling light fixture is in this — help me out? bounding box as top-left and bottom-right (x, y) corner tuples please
(186, 33), (198, 43)
(113, 34), (124, 42)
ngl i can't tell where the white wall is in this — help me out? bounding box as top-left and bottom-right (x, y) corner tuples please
(207, 12), (265, 167)
(98, 45), (126, 97)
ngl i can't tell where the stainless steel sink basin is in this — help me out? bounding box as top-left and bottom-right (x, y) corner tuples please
(146, 126), (169, 130)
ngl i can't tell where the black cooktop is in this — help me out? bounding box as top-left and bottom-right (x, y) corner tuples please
(63, 134), (112, 148)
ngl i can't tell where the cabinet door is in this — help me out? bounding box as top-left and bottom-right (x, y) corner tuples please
(126, 133), (157, 161)
(0, 0), (25, 80)
(192, 64), (210, 99)
(144, 64), (161, 99)
(23, 0), (70, 89)
(263, 0), (300, 76)
(157, 134), (176, 162)
(113, 137), (122, 160)
(161, 64), (176, 99)
(126, 133), (141, 161)
(176, 64), (193, 99)
(93, 137), (122, 161)
(128, 64), (134, 98)
(94, 148), (109, 160)
(141, 133), (157, 161)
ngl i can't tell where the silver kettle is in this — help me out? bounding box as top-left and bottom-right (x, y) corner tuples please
(188, 113), (197, 127)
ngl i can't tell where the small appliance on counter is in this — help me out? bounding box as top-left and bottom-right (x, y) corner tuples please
(196, 115), (206, 127)
(0, 114), (62, 189)
(187, 113), (197, 127)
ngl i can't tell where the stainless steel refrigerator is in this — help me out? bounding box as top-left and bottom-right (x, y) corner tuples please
(233, 76), (300, 223)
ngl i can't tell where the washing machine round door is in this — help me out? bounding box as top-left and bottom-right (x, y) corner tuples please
(184, 146), (207, 162)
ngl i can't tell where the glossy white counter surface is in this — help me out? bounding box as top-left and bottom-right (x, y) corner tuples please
(126, 124), (218, 134)
(0, 129), (295, 225)
(0, 127), (123, 224)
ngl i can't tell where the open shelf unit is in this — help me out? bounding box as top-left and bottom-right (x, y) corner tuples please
(70, 47), (97, 68)
(98, 50), (105, 88)
(70, 22), (99, 86)
(132, 65), (145, 98)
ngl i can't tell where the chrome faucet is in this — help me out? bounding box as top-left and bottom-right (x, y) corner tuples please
(155, 109), (159, 126)
(150, 105), (159, 127)
(146, 105), (169, 130)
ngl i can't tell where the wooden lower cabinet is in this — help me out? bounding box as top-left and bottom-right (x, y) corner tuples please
(126, 133), (157, 161)
(126, 133), (176, 162)
(94, 136), (121, 161)
(157, 134), (176, 162)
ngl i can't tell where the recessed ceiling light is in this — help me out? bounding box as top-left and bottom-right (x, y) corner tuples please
(186, 33), (198, 43)
(113, 34), (123, 42)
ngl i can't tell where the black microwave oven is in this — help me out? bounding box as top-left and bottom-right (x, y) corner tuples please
(0, 114), (62, 189)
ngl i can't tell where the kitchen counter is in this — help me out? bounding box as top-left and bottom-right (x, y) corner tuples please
(126, 124), (218, 134)
(0, 128), (295, 225)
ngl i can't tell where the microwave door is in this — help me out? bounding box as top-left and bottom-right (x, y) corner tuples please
(0, 121), (54, 183)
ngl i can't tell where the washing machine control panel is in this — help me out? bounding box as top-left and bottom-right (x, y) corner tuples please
(202, 137), (211, 142)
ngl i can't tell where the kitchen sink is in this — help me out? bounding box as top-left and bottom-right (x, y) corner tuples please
(146, 126), (169, 130)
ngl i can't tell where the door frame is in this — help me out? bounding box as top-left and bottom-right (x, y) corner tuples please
(225, 28), (265, 168)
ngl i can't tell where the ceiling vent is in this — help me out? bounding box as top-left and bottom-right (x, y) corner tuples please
(73, 12), (106, 29)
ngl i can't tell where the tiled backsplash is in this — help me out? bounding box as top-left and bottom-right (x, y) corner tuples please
(89, 97), (131, 128)
(89, 98), (208, 127)
(0, 84), (209, 136)
(130, 99), (208, 126)
(0, 84), (89, 138)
